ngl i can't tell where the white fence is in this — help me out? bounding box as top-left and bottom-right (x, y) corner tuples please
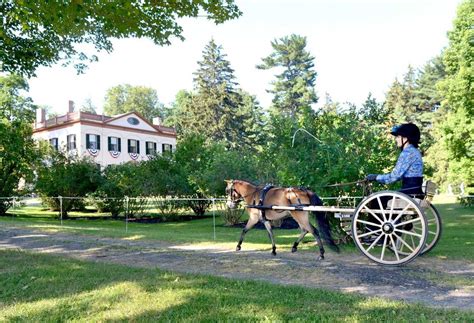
(0, 195), (366, 240)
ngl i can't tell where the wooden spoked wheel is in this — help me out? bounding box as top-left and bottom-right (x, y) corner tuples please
(352, 191), (428, 266)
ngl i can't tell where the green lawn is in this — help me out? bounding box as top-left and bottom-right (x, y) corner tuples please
(1, 195), (473, 260)
(1, 250), (472, 322)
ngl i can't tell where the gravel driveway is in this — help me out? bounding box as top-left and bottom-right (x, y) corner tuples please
(1, 225), (473, 311)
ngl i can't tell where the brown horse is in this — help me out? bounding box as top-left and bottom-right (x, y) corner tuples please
(225, 179), (338, 260)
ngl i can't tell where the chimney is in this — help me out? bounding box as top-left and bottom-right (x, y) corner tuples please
(36, 108), (45, 125)
(152, 117), (162, 126)
(68, 100), (75, 113)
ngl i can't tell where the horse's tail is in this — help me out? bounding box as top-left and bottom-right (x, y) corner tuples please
(309, 192), (340, 253)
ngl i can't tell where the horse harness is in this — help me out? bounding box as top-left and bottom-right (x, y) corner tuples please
(228, 181), (312, 222)
(252, 185), (310, 222)
(254, 184), (274, 222)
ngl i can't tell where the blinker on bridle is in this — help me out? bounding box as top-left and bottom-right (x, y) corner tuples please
(227, 180), (243, 204)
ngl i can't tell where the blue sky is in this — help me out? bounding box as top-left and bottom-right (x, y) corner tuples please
(27, 0), (461, 115)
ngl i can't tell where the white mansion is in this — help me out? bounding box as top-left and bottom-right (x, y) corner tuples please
(32, 103), (177, 168)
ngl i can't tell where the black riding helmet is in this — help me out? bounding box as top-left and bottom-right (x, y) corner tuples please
(390, 123), (421, 147)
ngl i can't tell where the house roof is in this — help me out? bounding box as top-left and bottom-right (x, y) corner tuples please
(33, 111), (177, 138)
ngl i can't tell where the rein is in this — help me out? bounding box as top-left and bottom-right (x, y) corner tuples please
(322, 180), (368, 188)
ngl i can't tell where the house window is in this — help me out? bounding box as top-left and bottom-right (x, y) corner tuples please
(49, 137), (58, 151)
(67, 134), (76, 151)
(128, 139), (140, 154)
(162, 143), (173, 153)
(108, 137), (121, 152)
(146, 141), (157, 155)
(86, 134), (101, 150)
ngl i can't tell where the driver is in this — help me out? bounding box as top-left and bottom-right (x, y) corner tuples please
(366, 123), (424, 197)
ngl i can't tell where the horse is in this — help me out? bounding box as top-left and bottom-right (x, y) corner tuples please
(225, 179), (339, 260)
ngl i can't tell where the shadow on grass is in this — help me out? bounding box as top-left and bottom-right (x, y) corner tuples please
(2, 250), (472, 321)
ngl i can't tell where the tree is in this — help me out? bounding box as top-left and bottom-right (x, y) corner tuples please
(257, 34), (318, 121)
(0, 74), (39, 215)
(384, 66), (418, 124)
(103, 84), (164, 120)
(430, 0), (473, 186)
(1, 1), (241, 77)
(35, 151), (102, 218)
(176, 39), (257, 149)
(80, 98), (97, 114)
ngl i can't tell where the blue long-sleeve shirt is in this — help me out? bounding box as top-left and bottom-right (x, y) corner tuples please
(376, 144), (423, 184)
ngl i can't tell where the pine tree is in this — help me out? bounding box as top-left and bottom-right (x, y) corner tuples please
(257, 34), (318, 121)
(177, 39), (261, 150)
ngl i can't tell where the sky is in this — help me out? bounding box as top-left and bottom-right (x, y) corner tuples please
(26, 0), (461, 115)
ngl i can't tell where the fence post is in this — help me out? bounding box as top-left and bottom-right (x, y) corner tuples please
(212, 198), (216, 240)
(12, 196), (17, 217)
(125, 196), (129, 233)
(59, 196), (63, 226)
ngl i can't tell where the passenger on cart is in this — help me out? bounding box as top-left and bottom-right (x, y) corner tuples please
(366, 123), (424, 198)
(362, 123), (424, 241)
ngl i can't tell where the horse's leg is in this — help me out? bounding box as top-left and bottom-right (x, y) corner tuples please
(308, 223), (326, 260)
(292, 228), (308, 253)
(236, 213), (258, 251)
(292, 212), (325, 260)
(263, 220), (277, 256)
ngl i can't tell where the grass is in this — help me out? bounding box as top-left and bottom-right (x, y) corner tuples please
(1, 249), (472, 322)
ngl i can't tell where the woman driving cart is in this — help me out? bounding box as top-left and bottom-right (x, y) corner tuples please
(366, 123), (424, 197)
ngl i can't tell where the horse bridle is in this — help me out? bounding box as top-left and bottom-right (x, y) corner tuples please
(226, 180), (243, 204)
(226, 180), (259, 204)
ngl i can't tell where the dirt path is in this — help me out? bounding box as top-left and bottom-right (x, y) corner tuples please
(1, 225), (473, 310)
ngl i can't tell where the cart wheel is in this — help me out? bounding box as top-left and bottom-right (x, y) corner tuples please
(352, 191), (428, 265)
(392, 202), (442, 256)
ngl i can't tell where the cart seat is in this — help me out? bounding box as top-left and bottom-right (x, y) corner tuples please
(385, 181), (437, 210)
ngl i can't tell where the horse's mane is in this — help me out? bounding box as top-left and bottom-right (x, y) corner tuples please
(234, 179), (262, 188)
(235, 179), (313, 192)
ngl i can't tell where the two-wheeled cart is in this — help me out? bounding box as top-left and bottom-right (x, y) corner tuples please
(252, 181), (442, 266)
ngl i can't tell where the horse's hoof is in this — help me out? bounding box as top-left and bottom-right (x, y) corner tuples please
(272, 252), (277, 256)
(316, 255), (324, 261)
(236, 246), (241, 251)
(291, 247), (297, 253)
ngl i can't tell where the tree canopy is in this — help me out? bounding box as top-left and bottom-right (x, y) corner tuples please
(103, 84), (164, 121)
(0, 74), (40, 214)
(0, 0), (241, 77)
(427, 0), (473, 186)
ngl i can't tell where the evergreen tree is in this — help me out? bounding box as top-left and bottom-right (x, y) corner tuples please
(384, 66), (417, 124)
(236, 90), (266, 151)
(175, 39), (260, 150)
(257, 34), (318, 121)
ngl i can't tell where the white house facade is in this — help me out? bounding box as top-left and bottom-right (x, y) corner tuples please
(33, 107), (177, 168)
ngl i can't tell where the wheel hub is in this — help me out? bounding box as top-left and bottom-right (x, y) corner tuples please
(382, 222), (394, 234)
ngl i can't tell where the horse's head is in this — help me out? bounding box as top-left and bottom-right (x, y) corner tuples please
(225, 179), (243, 209)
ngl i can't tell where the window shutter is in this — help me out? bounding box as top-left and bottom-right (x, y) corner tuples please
(108, 137), (111, 151)
(97, 135), (100, 150)
(128, 139), (131, 153)
(137, 140), (140, 154)
(153, 142), (157, 154)
(162, 143), (165, 153)
(86, 134), (90, 149)
(118, 138), (121, 152)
